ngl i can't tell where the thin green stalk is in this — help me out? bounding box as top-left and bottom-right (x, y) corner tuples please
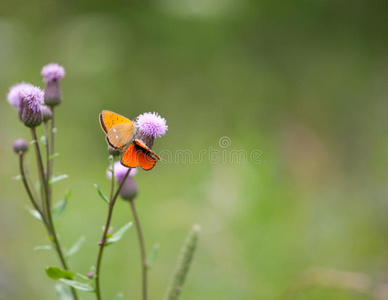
(19, 152), (50, 231)
(129, 200), (148, 300)
(31, 127), (79, 300)
(95, 167), (131, 300)
(48, 107), (55, 206)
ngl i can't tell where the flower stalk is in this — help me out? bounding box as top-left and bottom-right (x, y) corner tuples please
(95, 167), (132, 300)
(129, 200), (149, 300)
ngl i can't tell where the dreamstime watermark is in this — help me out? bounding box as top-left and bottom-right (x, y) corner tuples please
(157, 136), (264, 165)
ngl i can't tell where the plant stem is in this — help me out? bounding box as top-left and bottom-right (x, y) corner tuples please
(48, 107), (55, 206)
(19, 152), (50, 231)
(30, 127), (79, 300)
(129, 199), (148, 300)
(95, 168), (131, 300)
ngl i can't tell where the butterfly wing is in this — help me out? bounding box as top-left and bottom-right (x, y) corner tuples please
(134, 140), (161, 160)
(138, 152), (158, 171)
(100, 110), (134, 133)
(121, 143), (139, 168)
(107, 123), (136, 150)
(100, 110), (136, 150)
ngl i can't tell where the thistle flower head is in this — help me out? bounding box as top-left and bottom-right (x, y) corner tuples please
(7, 82), (30, 110)
(41, 63), (65, 83)
(136, 112), (168, 138)
(106, 161), (137, 182)
(20, 84), (44, 113)
(20, 84), (44, 127)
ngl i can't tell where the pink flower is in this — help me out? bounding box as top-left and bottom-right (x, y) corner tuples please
(136, 112), (168, 138)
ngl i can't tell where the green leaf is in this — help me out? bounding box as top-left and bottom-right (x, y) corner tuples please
(45, 266), (74, 280)
(65, 236), (86, 258)
(148, 243), (160, 268)
(56, 284), (73, 300)
(76, 273), (90, 281)
(12, 175), (22, 180)
(59, 279), (94, 292)
(49, 174), (68, 185)
(114, 293), (123, 300)
(34, 245), (53, 251)
(26, 207), (42, 221)
(49, 153), (60, 160)
(40, 135), (47, 146)
(106, 222), (132, 246)
(94, 184), (109, 204)
(53, 199), (68, 221)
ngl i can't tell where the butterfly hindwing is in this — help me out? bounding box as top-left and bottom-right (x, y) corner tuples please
(121, 143), (139, 168)
(107, 123), (136, 150)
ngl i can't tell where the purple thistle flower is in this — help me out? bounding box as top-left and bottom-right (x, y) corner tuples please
(136, 112), (168, 138)
(7, 82), (31, 110)
(106, 161), (137, 182)
(20, 85), (44, 113)
(19, 84), (44, 127)
(41, 63), (65, 83)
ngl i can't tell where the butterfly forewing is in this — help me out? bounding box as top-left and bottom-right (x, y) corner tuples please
(100, 110), (133, 133)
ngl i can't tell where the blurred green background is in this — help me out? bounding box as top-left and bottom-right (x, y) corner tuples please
(1, 0), (387, 299)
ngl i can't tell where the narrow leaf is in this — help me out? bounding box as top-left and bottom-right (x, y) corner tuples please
(26, 207), (42, 221)
(34, 245), (53, 251)
(49, 153), (60, 160)
(53, 199), (68, 221)
(49, 174), (68, 185)
(40, 135), (47, 146)
(56, 284), (73, 300)
(164, 224), (201, 300)
(45, 266), (74, 280)
(148, 243), (160, 268)
(65, 236), (86, 258)
(76, 273), (90, 281)
(114, 293), (123, 300)
(94, 184), (109, 204)
(59, 279), (94, 292)
(106, 222), (133, 246)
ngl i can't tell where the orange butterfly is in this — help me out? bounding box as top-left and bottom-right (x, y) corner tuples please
(121, 139), (161, 171)
(99, 110), (161, 171)
(99, 110), (137, 151)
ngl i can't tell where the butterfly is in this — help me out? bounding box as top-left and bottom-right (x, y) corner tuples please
(99, 110), (137, 151)
(99, 110), (160, 171)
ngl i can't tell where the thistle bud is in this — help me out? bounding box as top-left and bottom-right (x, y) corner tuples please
(42, 106), (53, 122)
(41, 63), (65, 107)
(13, 138), (28, 153)
(119, 177), (138, 201)
(108, 145), (122, 157)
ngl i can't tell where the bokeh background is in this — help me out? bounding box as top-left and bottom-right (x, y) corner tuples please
(1, 1), (387, 299)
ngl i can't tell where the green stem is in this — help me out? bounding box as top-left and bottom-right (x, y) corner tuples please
(129, 200), (148, 300)
(19, 152), (50, 231)
(95, 167), (131, 300)
(31, 127), (79, 300)
(48, 107), (55, 206)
